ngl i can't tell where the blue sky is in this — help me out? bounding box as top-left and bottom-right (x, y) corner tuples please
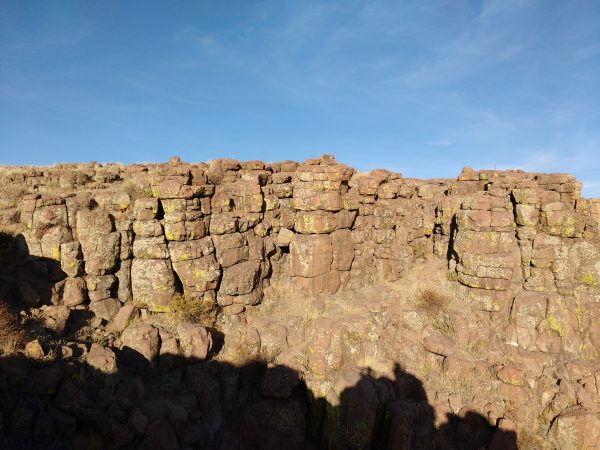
(2, 1), (600, 196)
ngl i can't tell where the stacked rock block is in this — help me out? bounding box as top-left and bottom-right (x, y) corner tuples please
(451, 193), (518, 292)
(1, 158), (600, 329)
(445, 168), (600, 359)
(288, 157), (356, 294)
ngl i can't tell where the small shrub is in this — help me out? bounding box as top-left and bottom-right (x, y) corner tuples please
(417, 288), (448, 313)
(0, 302), (24, 355)
(170, 293), (216, 326)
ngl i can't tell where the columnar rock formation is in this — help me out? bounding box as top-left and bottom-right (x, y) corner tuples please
(1, 155), (600, 449)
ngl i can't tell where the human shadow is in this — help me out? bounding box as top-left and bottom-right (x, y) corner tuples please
(0, 231), (518, 449)
(0, 351), (519, 450)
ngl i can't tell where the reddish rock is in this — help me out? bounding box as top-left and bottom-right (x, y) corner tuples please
(121, 323), (160, 366)
(86, 343), (117, 374)
(176, 323), (212, 361)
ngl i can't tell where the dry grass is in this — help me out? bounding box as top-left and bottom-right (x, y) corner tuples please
(417, 288), (448, 313)
(415, 288), (456, 337)
(517, 429), (547, 450)
(0, 223), (24, 237)
(0, 302), (25, 355)
(1, 185), (26, 207)
(123, 180), (153, 200)
(169, 293), (217, 327)
(411, 239), (432, 259)
(430, 314), (456, 337)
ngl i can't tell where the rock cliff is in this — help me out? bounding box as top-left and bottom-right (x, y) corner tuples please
(0, 155), (599, 449)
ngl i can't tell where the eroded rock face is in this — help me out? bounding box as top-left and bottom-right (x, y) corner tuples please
(2, 156), (600, 449)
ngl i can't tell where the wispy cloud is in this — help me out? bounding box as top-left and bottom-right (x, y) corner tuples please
(426, 139), (454, 147)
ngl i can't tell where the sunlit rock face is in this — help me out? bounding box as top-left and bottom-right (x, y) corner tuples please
(1, 155), (600, 449)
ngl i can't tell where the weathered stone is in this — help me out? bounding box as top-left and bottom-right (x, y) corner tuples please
(25, 339), (45, 358)
(79, 232), (120, 275)
(275, 228), (294, 247)
(331, 229), (354, 271)
(121, 323), (160, 366)
(512, 291), (547, 350)
(290, 234), (332, 278)
(293, 186), (343, 211)
(132, 236), (169, 259)
(294, 210), (337, 234)
(32, 204), (68, 230)
(89, 298), (121, 321)
(176, 323), (212, 361)
(423, 334), (456, 356)
(168, 236), (214, 262)
(108, 303), (135, 333)
(116, 259), (132, 302)
(40, 226), (72, 260)
(172, 255), (221, 294)
(132, 219), (163, 238)
(85, 274), (116, 302)
(133, 198), (158, 220)
(60, 241), (83, 277)
(86, 343), (117, 374)
(153, 182), (209, 199)
(220, 261), (261, 296)
(209, 214), (239, 234)
(76, 209), (113, 236)
(62, 277), (87, 307)
(131, 259), (176, 310)
(212, 233), (248, 267)
(515, 204), (539, 226)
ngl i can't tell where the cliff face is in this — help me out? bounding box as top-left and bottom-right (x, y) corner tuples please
(1, 155), (600, 449)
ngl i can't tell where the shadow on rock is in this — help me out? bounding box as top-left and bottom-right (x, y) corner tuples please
(0, 351), (518, 449)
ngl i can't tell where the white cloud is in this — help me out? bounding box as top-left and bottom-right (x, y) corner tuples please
(426, 139), (454, 147)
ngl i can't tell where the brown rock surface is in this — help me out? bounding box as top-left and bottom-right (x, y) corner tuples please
(1, 155), (600, 449)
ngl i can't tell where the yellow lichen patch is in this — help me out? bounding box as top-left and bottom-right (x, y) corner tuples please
(542, 315), (565, 337)
(577, 273), (597, 286)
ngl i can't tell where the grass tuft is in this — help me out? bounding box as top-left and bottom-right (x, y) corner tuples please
(417, 288), (448, 313)
(170, 293), (217, 327)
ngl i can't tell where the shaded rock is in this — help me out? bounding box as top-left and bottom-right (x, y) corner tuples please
(121, 323), (160, 367)
(62, 277), (87, 307)
(131, 258), (177, 310)
(89, 297), (121, 321)
(262, 364), (300, 399)
(86, 343), (117, 374)
(40, 305), (70, 334)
